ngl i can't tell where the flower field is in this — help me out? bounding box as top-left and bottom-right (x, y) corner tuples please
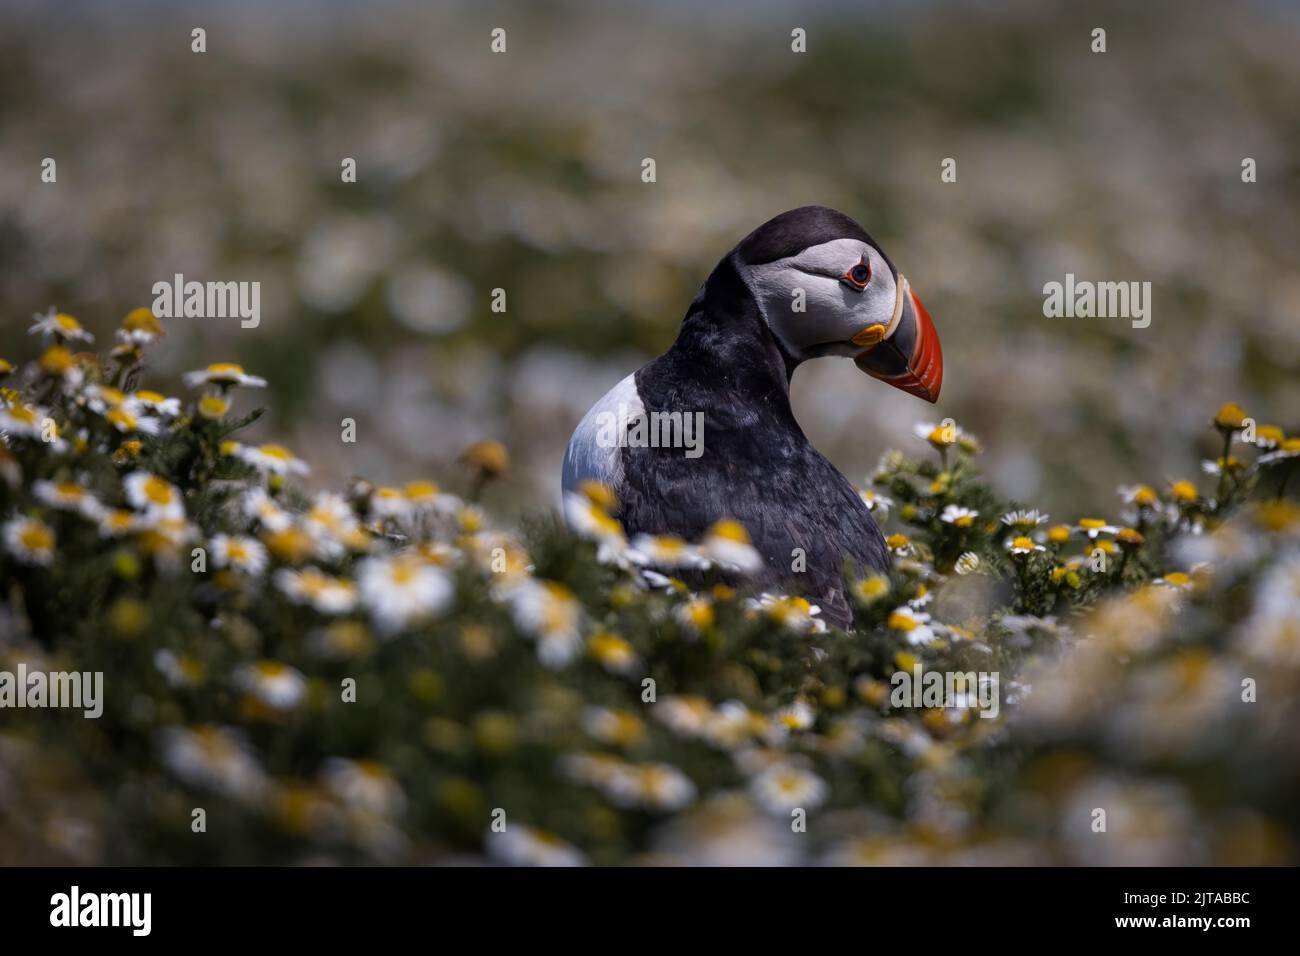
(2, 314), (1297, 865)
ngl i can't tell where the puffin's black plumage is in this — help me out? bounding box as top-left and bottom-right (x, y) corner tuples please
(615, 208), (895, 629)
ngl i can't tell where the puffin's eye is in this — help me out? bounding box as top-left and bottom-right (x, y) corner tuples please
(842, 257), (872, 291)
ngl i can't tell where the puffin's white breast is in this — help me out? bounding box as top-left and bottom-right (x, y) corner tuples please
(560, 372), (643, 523)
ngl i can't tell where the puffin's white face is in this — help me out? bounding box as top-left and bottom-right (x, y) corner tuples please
(740, 236), (943, 402)
(743, 238), (897, 359)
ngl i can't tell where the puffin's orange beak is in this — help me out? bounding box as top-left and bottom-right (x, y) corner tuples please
(854, 279), (943, 403)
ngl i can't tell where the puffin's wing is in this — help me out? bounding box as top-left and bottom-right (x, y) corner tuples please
(617, 435), (887, 631)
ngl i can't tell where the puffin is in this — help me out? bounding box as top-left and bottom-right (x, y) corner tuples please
(562, 206), (943, 629)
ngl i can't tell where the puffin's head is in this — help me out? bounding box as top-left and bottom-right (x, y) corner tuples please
(732, 205), (942, 403)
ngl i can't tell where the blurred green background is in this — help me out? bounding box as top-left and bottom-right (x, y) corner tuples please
(2, 0), (1298, 518)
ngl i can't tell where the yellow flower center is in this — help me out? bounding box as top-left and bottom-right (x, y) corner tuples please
(198, 395), (230, 419)
(123, 307), (162, 334)
(40, 346), (74, 373)
(888, 609), (918, 631)
(20, 523), (54, 551)
(579, 480), (618, 512)
(687, 600), (714, 629)
(1213, 402), (1248, 430)
(857, 576), (889, 599)
(404, 480), (439, 499)
(106, 408), (137, 430)
(391, 560), (420, 586)
(143, 476), (173, 504)
(708, 518), (751, 544)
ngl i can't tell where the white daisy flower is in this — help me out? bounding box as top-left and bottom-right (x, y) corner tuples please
(563, 491), (623, 539)
(506, 579), (584, 668)
(304, 491), (363, 558)
(135, 516), (198, 555)
(234, 660), (307, 710)
(674, 596), (715, 634)
(4, 515), (55, 565)
(560, 751), (626, 788)
(402, 480), (460, 516)
(241, 487), (293, 532)
(913, 419), (978, 451)
(1001, 509), (1048, 532)
(368, 486), (411, 521)
(704, 700), (767, 749)
(859, 489), (893, 518)
(887, 606), (937, 645)
(117, 307), (164, 346)
(1006, 535), (1046, 556)
(124, 471), (185, 519)
(940, 504), (978, 528)
(487, 825), (585, 867)
(33, 479), (101, 519)
(773, 699), (815, 733)
(131, 390), (183, 417)
(236, 443), (310, 478)
(750, 594), (827, 633)
(159, 725), (266, 801)
(96, 508), (139, 538)
(355, 553), (453, 635)
(29, 308), (93, 343)
(83, 384), (132, 415)
(104, 406), (162, 435)
(209, 534), (269, 575)
(750, 764), (828, 814)
(586, 631), (639, 675)
(1074, 518), (1120, 539)
(274, 567), (358, 614)
(1117, 485), (1160, 509)
(628, 533), (705, 570)
(321, 758), (406, 816)
(654, 695), (714, 738)
(182, 363), (267, 389)
(1200, 457), (1245, 477)
(153, 649), (206, 689)
(581, 706), (646, 748)
(0, 402), (59, 443)
(605, 762), (697, 812)
(698, 519), (764, 575)
(1259, 439), (1300, 465)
